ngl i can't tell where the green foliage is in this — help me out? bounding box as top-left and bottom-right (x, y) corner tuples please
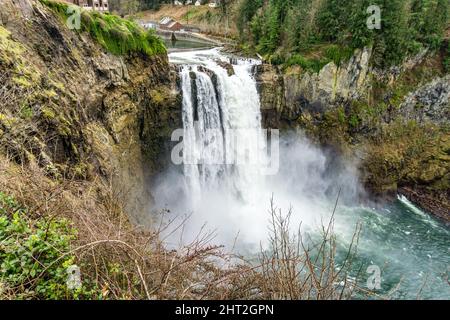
(324, 45), (355, 66)
(444, 42), (450, 73)
(282, 44), (353, 72)
(317, 0), (353, 42)
(410, 0), (449, 50)
(238, 0), (449, 68)
(255, 1), (283, 54)
(0, 192), (99, 299)
(19, 105), (33, 119)
(82, 12), (166, 56)
(40, 0), (166, 57)
(348, 114), (361, 129)
(237, 0), (263, 36)
(284, 54), (329, 73)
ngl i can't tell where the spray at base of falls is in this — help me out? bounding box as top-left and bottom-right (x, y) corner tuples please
(154, 49), (360, 250)
(150, 49), (450, 299)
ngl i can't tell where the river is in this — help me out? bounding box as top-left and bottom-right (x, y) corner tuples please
(152, 48), (449, 300)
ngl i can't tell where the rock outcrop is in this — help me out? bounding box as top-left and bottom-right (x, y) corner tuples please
(215, 60), (235, 76)
(289, 47), (371, 107)
(0, 0), (182, 225)
(255, 47), (372, 127)
(253, 64), (285, 128)
(399, 75), (450, 125)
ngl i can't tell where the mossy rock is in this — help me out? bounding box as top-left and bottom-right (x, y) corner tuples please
(41, 107), (57, 120)
(40, 0), (166, 57)
(0, 26), (41, 87)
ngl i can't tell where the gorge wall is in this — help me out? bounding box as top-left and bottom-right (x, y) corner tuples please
(256, 48), (373, 128)
(0, 0), (182, 225)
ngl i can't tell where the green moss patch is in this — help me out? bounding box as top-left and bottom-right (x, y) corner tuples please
(278, 45), (354, 73)
(0, 26), (41, 87)
(40, 0), (166, 57)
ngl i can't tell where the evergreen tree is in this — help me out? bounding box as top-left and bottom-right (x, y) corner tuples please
(238, 0), (449, 67)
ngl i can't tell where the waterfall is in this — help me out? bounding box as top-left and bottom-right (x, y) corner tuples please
(153, 49), (450, 299)
(163, 49), (354, 248)
(175, 50), (267, 209)
(162, 49), (341, 248)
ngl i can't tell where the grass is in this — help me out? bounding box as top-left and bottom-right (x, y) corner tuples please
(281, 44), (355, 73)
(284, 54), (330, 73)
(40, 0), (166, 57)
(324, 45), (355, 66)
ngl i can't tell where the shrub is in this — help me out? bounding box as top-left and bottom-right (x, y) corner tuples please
(0, 192), (99, 299)
(285, 54), (330, 73)
(324, 45), (354, 66)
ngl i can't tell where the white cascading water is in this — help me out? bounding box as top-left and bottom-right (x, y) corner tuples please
(158, 49), (351, 250)
(160, 49), (331, 249)
(152, 48), (450, 299)
(176, 49), (267, 213)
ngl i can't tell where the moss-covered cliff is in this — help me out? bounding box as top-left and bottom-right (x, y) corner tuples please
(0, 0), (181, 225)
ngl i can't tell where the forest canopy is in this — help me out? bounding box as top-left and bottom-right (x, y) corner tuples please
(236, 0), (449, 67)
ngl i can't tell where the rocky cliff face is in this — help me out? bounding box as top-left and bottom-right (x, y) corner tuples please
(255, 47), (372, 127)
(399, 75), (450, 125)
(253, 64), (285, 128)
(255, 47), (450, 221)
(0, 0), (182, 225)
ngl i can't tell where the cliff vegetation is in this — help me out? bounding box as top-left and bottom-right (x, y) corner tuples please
(40, 0), (166, 56)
